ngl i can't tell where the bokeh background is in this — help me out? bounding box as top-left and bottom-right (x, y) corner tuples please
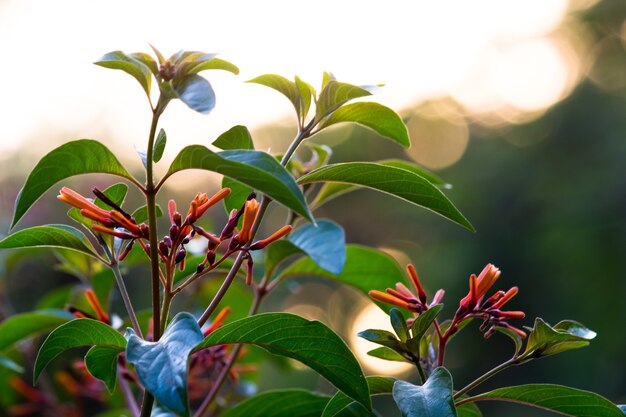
(0, 0), (624, 416)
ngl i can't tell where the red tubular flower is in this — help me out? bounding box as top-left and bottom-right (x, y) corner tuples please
(369, 290), (412, 311)
(57, 187), (109, 218)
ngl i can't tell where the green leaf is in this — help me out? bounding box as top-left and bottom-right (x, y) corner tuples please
(299, 162), (473, 232)
(34, 318), (126, 382)
(367, 347), (408, 363)
(617, 405), (626, 413)
(221, 177), (253, 215)
(221, 389), (330, 417)
(153, 129), (167, 163)
(390, 309), (409, 342)
(132, 204), (163, 224)
(523, 318), (596, 360)
(393, 368), (457, 417)
(95, 51), (152, 97)
(11, 139), (136, 228)
(174, 74), (216, 114)
(265, 239), (304, 276)
(410, 304), (444, 342)
(456, 402), (483, 417)
(357, 329), (402, 350)
(85, 345), (120, 392)
(285, 220), (346, 275)
(126, 313), (203, 416)
(321, 102), (409, 147)
(0, 356), (24, 373)
(212, 125), (255, 150)
(322, 376), (394, 417)
(0, 311), (71, 351)
(129, 52), (158, 76)
(496, 327), (524, 356)
(468, 384), (624, 416)
(278, 245), (407, 313)
(316, 81), (371, 120)
(164, 147), (312, 222)
(68, 183), (128, 229)
(247, 74), (302, 119)
(306, 142), (333, 170)
(188, 57), (240, 76)
(0, 225), (99, 258)
(197, 312), (370, 410)
(295, 76), (314, 121)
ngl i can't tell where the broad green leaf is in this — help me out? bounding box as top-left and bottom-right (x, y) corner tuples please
(322, 376), (394, 417)
(305, 142), (333, 170)
(278, 245), (407, 313)
(213, 125), (255, 151)
(68, 183), (128, 229)
(95, 51), (152, 97)
(0, 356), (24, 373)
(321, 102), (409, 147)
(295, 76), (314, 121)
(367, 347), (408, 363)
(285, 220), (346, 275)
(456, 402), (483, 417)
(390, 309), (409, 342)
(132, 204), (163, 224)
(126, 313), (203, 416)
(468, 384), (624, 417)
(381, 160), (448, 188)
(410, 304), (444, 342)
(357, 329), (402, 350)
(174, 74), (216, 114)
(34, 319), (126, 382)
(197, 312), (371, 410)
(0, 311), (71, 351)
(188, 57), (240, 75)
(164, 147), (312, 222)
(221, 177), (253, 215)
(265, 239), (304, 277)
(153, 128), (167, 163)
(0, 225), (99, 258)
(85, 345), (120, 392)
(393, 368), (457, 417)
(299, 163), (474, 232)
(316, 81), (371, 120)
(523, 318), (596, 360)
(35, 286), (73, 309)
(248, 74), (301, 118)
(221, 389), (330, 417)
(11, 139), (135, 228)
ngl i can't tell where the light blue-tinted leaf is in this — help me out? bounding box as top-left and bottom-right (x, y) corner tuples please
(212, 125), (255, 150)
(285, 220), (346, 275)
(126, 312), (203, 416)
(321, 102), (409, 147)
(221, 389), (330, 417)
(299, 162), (473, 232)
(154, 128), (167, 163)
(0, 225), (99, 258)
(393, 368), (457, 417)
(163, 147), (312, 222)
(85, 345), (120, 392)
(95, 51), (152, 97)
(174, 74), (216, 114)
(0, 311), (71, 351)
(0, 356), (24, 373)
(322, 376), (394, 417)
(34, 319), (126, 382)
(617, 405), (625, 413)
(11, 139), (135, 228)
(197, 312), (370, 410)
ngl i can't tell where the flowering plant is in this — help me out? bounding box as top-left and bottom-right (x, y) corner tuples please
(0, 47), (623, 417)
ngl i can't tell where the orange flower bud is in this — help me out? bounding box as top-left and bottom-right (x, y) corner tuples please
(406, 264), (428, 304)
(58, 187), (109, 218)
(238, 199), (260, 243)
(492, 287), (519, 309)
(249, 225), (293, 250)
(85, 289), (110, 324)
(368, 290), (411, 310)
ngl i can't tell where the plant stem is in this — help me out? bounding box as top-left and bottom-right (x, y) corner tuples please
(408, 352), (427, 384)
(101, 244), (142, 338)
(139, 392), (155, 417)
(118, 371), (140, 417)
(453, 356), (520, 400)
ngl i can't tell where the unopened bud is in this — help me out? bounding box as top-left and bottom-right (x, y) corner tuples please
(119, 240), (134, 261)
(139, 224), (150, 239)
(196, 264), (205, 274)
(245, 256), (254, 286)
(206, 250), (216, 265)
(158, 241), (169, 257)
(163, 235), (172, 247)
(175, 248), (187, 264)
(228, 236), (241, 251)
(173, 212), (182, 227)
(170, 224), (179, 240)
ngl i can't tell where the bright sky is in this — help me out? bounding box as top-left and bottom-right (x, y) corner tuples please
(0, 0), (591, 164)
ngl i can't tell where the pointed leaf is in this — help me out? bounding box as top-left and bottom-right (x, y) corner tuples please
(34, 319), (126, 382)
(129, 52), (158, 76)
(278, 245), (407, 313)
(163, 147), (312, 222)
(316, 81), (371, 120)
(410, 304), (444, 342)
(0, 225), (99, 258)
(367, 347), (408, 363)
(390, 309), (409, 342)
(321, 102), (409, 147)
(153, 128), (167, 163)
(95, 51), (152, 97)
(322, 376), (394, 417)
(197, 312), (371, 410)
(357, 329), (402, 350)
(265, 239), (304, 276)
(85, 345), (120, 392)
(188, 57), (239, 75)
(248, 74), (301, 118)
(468, 384), (624, 417)
(285, 220), (346, 275)
(393, 368), (457, 417)
(523, 318), (596, 360)
(221, 389), (330, 417)
(295, 76), (313, 121)
(132, 204), (163, 224)
(456, 403), (483, 417)
(299, 162), (473, 231)
(174, 74), (216, 114)
(0, 311), (71, 351)
(212, 125), (255, 150)
(126, 312), (203, 416)
(11, 139), (135, 228)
